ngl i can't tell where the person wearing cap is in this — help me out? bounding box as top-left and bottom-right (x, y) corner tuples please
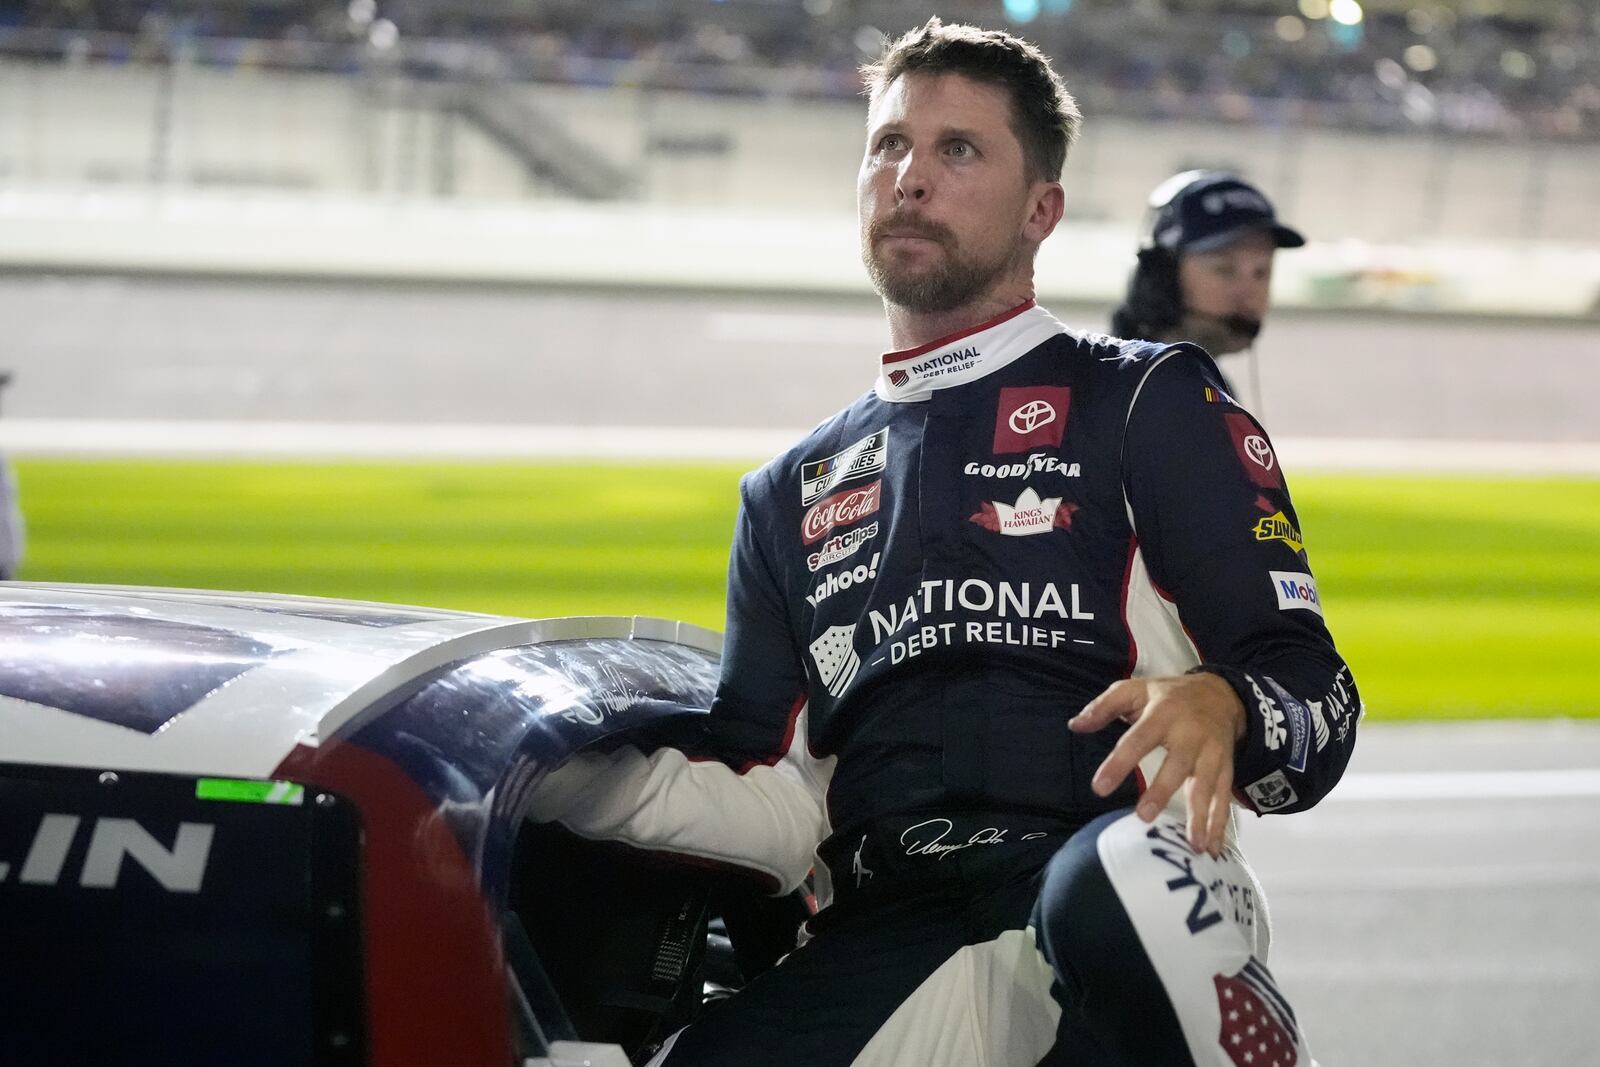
(1110, 170), (1305, 369)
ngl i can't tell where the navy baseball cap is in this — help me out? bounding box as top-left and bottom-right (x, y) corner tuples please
(1143, 170), (1305, 254)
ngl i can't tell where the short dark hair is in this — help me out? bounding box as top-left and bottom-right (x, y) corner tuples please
(860, 17), (1081, 183)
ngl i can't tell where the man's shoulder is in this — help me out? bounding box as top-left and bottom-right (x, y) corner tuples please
(744, 389), (886, 505)
(1044, 328), (1227, 397)
(1059, 327), (1180, 371)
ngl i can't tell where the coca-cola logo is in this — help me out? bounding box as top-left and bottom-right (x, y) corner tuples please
(802, 482), (882, 544)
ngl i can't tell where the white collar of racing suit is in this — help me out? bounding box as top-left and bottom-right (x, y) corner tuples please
(874, 301), (1070, 404)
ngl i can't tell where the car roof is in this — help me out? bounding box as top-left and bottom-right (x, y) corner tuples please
(0, 582), (720, 778)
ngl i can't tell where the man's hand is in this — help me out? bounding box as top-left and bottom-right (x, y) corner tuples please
(1069, 673), (1247, 855)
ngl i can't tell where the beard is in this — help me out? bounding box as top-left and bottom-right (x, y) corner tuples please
(862, 212), (1022, 314)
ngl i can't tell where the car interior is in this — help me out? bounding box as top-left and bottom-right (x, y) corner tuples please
(505, 819), (813, 1065)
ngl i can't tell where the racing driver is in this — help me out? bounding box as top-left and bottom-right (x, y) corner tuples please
(528, 18), (1361, 1066)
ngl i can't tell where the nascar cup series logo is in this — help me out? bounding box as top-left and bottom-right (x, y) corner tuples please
(799, 428), (888, 506)
(802, 482), (882, 544)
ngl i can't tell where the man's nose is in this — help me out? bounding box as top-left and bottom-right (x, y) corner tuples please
(895, 152), (931, 203)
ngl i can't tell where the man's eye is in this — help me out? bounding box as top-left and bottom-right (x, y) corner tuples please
(947, 141), (972, 157)
(878, 134), (905, 151)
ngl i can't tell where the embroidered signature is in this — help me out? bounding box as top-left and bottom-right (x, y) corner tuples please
(899, 818), (1014, 860)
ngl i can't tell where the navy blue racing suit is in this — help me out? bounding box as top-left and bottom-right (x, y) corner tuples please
(711, 300), (1356, 878)
(672, 301), (1357, 1064)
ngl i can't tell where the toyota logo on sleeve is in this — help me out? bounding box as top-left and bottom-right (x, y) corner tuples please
(1008, 400), (1056, 435)
(1243, 435), (1274, 471)
(1224, 413), (1284, 489)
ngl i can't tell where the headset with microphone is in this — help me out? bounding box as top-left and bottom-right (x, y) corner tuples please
(1110, 170), (1304, 411)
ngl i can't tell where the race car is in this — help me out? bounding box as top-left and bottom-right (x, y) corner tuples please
(0, 583), (806, 1066)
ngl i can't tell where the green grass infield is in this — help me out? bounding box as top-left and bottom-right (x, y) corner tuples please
(11, 459), (1598, 722)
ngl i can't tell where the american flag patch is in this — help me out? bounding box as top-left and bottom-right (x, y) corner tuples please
(888, 368), (910, 387)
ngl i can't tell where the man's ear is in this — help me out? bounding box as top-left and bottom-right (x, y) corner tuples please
(1025, 181), (1066, 244)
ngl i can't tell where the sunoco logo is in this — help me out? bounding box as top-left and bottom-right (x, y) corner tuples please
(1252, 511), (1304, 555)
(802, 482), (881, 544)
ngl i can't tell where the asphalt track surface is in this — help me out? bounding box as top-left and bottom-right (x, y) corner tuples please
(2, 275), (1598, 1063)
(1248, 721), (1600, 1065)
(0, 276), (1597, 446)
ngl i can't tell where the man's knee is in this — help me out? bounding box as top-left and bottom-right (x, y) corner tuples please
(1035, 810), (1175, 994)
(1037, 810), (1310, 1066)
(1033, 809), (1133, 982)
(1032, 810), (1194, 1062)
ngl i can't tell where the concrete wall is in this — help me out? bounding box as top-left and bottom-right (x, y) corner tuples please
(3, 59), (1597, 246)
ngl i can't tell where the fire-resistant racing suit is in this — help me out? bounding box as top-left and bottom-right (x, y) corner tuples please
(528, 300), (1361, 1066)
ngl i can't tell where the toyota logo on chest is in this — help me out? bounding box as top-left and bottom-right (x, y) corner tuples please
(992, 386), (1071, 454)
(1008, 400), (1056, 435)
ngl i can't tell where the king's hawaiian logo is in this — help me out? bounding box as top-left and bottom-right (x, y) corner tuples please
(969, 488), (1079, 537)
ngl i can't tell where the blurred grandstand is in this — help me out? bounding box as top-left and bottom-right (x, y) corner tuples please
(0, 1), (1596, 296)
(3, 0), (1598, 139)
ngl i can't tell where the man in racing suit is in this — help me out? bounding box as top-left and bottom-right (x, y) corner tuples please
(528, 18), (1359, 1065)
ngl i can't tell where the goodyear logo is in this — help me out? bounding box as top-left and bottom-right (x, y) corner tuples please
(1253, 511), (1304, 555)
